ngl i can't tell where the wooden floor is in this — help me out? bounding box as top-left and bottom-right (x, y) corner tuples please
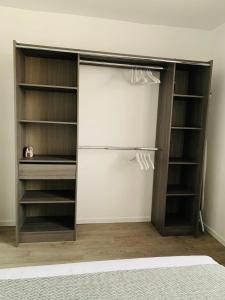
(0, 223), (225, 269)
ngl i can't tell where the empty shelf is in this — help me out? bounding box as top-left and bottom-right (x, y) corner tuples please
(21, 216), (74, 232)
(171, 126), (202, 130)
(165, 213), (193, 227)
(174, 93), (204, 99)
(167, 185), (197, 196)
(20, 190), (75, 204)
(19, 83), (77, 92)
(19, 155), (76, 164)
(19, 120), (77, 125)
(169, 158), (199, 165)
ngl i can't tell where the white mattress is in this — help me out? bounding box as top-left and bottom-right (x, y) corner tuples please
(0, 256), (217, 280)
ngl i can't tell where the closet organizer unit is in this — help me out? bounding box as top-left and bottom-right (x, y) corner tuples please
(15, 44), (78, 243)
(14, 42), (212, 243)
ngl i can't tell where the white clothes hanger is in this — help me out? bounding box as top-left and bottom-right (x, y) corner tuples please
(139, 70), (148, 85)
(147, 152), (155, 170)
(135, 68), (139, 84)
(131, 151), (155, 171)
(136, 151), (144, 170)
(141, 152), (149, 170)
(130, 68), (135, 84)
(130, 68), (160, 85)
(146, 70), (161, 84)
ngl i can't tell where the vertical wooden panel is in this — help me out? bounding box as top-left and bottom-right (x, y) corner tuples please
(74, 54), (80, 240)
(151, 64), (176, 234)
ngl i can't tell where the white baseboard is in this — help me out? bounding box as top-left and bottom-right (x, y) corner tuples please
(77, 216), (150, 224)
(0, 217), (150, 226)
(2, 219), (223, 247)
(0, 220), (15, 226)
(205, 224), (225, 247)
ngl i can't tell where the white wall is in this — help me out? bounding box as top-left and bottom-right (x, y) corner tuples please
(0, 5), (212, 225)
(204, 23), (225, 246)
(78, 66), (159, 223)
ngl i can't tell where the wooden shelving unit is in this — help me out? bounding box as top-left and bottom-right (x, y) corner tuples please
(15, 45), (79, 243)
(152, 62), (212, 236)
(14, 42), (212, 242)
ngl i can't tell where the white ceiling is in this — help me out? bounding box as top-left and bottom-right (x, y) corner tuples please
(0, 0), (225, 30)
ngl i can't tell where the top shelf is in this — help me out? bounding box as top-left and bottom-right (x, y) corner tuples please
(173, 93), (204, 99)
(18, 83), (77, 93)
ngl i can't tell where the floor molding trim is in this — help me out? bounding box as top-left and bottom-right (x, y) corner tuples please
(77, 217), (150, 224)
(1, 217), (151, 226)
(205, 223), (225, 247)
(0, 220), (15, 226)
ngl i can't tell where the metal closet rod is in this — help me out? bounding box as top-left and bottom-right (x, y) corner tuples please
(80, 59), (165, 71)
(79, 146), (159, 151)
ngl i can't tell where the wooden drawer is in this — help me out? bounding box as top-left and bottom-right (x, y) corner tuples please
(19, 164), (76, 179)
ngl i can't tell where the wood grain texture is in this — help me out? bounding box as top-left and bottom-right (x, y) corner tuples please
(19, 155), (76, 163)
(22, 179), (75, 191)
(21, 90), (77, 122)
(16, 41), (211, 67)
(19, 83), (77, 92)
(15, 47), (79, 243)
(0, 224), (224, 268)
(151, 64), (175, 234)
(163, 64), (212, 236)
(20, 123), (76, 157)
(15, 43), (212, 242)
(19, 164), (76, 179)
(74, 54), (80, 240)
(24, 56), (77, 87)
(172, 99), (202, 128)
(192, 62), (213, 236)
(20, 190), (75, 204)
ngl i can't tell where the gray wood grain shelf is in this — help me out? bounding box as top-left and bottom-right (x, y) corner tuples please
(19, 120), (77, 125)
(20, 190), (75, 204)
(169, 158), (199, 165)
(171, 126), (202, 130)
(167, 184), (197, 196)
(19, 155), (76, 164)
(19, 83), (77, 92)
(173, 93), (204, 99)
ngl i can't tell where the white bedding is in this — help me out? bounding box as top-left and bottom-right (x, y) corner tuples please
(0, 256), (217, 280)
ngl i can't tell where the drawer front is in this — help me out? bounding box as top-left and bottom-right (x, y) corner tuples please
(19, 164), (76, 179)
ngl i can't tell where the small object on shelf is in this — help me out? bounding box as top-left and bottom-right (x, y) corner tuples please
(23, 146), (34, 158)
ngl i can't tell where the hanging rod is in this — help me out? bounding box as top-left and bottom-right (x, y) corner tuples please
(79, 146), (159, 151)
(80, 59), (165, 71)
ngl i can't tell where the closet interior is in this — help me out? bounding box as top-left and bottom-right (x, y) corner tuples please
(15, 42), (212, 243)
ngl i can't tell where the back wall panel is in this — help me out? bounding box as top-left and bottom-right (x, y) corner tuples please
(77, 66), (159, 223)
